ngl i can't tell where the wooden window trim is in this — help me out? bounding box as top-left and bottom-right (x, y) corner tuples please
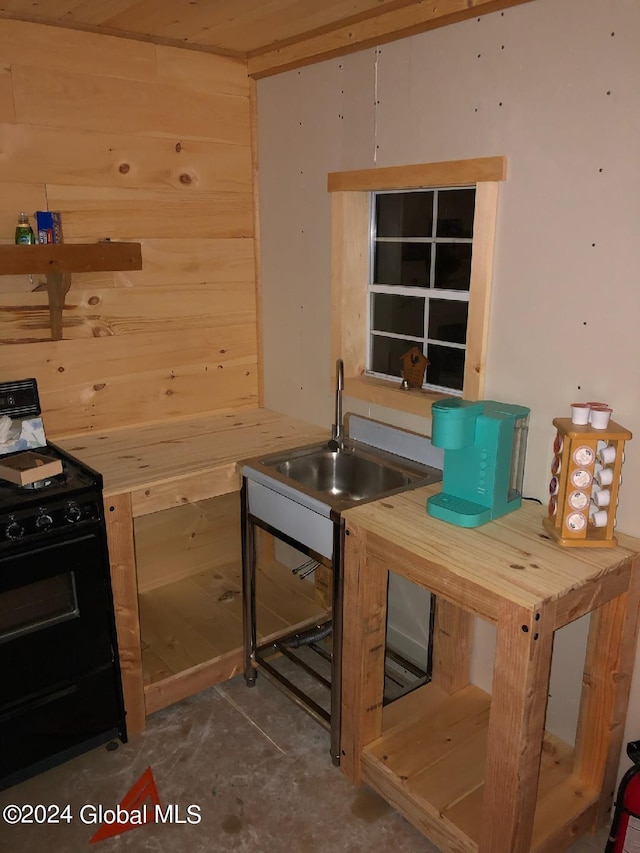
(329, 156), (505, 417)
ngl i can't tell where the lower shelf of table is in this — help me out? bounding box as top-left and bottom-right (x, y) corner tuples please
(361, 682), (600, 853)
(139, 557), (329, 715)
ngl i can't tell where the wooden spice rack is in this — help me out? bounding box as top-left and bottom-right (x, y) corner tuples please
(0, 242), (142, 340)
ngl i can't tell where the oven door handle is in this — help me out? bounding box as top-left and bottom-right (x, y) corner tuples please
(0, 683), (79, 723)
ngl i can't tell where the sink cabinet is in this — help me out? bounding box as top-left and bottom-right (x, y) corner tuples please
(341, 484), (640, 853)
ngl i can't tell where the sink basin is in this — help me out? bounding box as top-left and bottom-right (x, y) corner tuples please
(274, 447), (412, 501)
(244, 438), (442, 515)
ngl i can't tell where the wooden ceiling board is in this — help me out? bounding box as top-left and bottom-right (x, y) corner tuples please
(0, 0), (536, 76)
(100, 0), (240, 44)
(190, 0), (415, 54)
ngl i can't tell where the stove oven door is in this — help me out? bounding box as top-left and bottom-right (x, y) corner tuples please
(0, 528), (126, 789)
(0, 530), (117, 704)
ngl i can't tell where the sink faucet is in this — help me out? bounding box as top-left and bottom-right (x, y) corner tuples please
(329, 358), (344, 451)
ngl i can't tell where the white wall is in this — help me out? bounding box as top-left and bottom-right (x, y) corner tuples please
(257, 0), (640, 771)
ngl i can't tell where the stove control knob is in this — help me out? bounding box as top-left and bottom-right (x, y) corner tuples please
(35, 511), (54, 532)
(64, 501), (82, 523)
(5, 518), (25, 540)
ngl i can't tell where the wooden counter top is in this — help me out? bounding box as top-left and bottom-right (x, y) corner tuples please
(53, 407), (328, 736)
(343, 483), (640, 627)
(57, 408), (328, 516)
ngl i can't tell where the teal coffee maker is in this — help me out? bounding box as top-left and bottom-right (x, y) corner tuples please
(427, 399), (530, 528)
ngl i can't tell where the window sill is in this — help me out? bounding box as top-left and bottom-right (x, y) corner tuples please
(344, 375), (451, 418)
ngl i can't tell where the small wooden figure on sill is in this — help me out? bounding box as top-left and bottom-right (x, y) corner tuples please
(400, 346), (429, 389)
(543, 402), (632, 547)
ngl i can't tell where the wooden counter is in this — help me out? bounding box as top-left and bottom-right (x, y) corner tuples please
(57, 409), (329, 735)
(341, 484), (640, 853)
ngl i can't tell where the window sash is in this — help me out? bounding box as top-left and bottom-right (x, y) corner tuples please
(368, 188), (474, 392)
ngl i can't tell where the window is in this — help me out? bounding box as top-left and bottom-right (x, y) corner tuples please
(369, 187), (475, 393)
(328, 157), (505, 417)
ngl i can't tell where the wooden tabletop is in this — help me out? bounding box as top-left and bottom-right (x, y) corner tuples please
(343, 483), (640, 625)
(56, 408), (328, 514)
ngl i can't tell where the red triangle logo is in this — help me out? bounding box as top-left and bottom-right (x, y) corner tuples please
(89, 766), (162, 844)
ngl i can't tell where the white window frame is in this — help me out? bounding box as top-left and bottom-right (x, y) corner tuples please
(328, 157), (506, 417)
(368, 186), (475, 394)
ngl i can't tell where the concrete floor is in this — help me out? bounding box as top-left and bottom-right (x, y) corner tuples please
(0, 673), (612, 852)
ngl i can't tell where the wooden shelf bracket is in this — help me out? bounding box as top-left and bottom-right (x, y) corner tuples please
(0, 241), (143, 340)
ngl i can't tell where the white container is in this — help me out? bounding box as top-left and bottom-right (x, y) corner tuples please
(598, 445), (617, 465)
(595, 467), (614, 487)
(593, 488), (611, 508)
(592, 509), (608, 528)
(590, 407), (613, 429)
(570, 402), (590, 425)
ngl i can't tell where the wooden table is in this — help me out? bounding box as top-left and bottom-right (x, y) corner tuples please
(341, 484), (640, 853)
(57, 409), (328, 735)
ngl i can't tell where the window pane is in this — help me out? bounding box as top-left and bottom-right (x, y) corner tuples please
(374, 242), (431, 286)
(372, 294), (424, 338)
(434, 243), (472, 290)
(426, 344), (465, 391)
(428, 299), (468, 344)
(370, 335), (420, 378)
(376, 192), (433, 238)
(436, 189), (475, 238)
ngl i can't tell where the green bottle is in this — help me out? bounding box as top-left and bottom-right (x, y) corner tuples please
(15, 212), (35, 244)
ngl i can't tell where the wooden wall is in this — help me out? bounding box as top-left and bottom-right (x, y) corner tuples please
(0, 19), (259, 438)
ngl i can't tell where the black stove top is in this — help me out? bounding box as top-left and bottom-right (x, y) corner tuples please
(0, 380), (105, 545)
(0, 444), (101, 510)
(0, 444), (104, 545)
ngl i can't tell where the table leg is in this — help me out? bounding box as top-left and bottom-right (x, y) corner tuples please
(240, 479), (257, 687)
(574, 554), (640, 829)
(340, 521), (387, 784)
(431, 596), (473, 694)
(104, 492), (146, 735)
(480, 601), (555, 853)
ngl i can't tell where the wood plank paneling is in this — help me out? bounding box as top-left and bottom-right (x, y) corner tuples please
(0, 66), (14, 122)
(0, 124), (253, 193)
(46, 186), (253, 241)
(155, 45), (250, 97)
(12, 64), (250, 142)
(1, 281), (257, 341)
(0, 19), (258, 430)
(0, 18), (157, 81)
(1, 325), (258, 433)
(0, 183), (48, 241)
(134, 238), (255, 285)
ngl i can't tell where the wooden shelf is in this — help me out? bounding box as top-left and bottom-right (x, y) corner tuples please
(139, 557), (329, 716)
(362, 682), (599, 853)
(0, 241), (142, 275)
(0, 242), (142, 340)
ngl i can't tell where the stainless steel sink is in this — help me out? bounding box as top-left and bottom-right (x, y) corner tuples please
(274, 447), (412, 499)
(246, 438), (442, 515)
(240, 415), (443, 770)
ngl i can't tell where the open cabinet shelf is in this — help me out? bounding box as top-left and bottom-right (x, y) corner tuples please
(363, 682), (599, 853)
(134, 492), (329, 716)
(0, 242), (142, 340)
